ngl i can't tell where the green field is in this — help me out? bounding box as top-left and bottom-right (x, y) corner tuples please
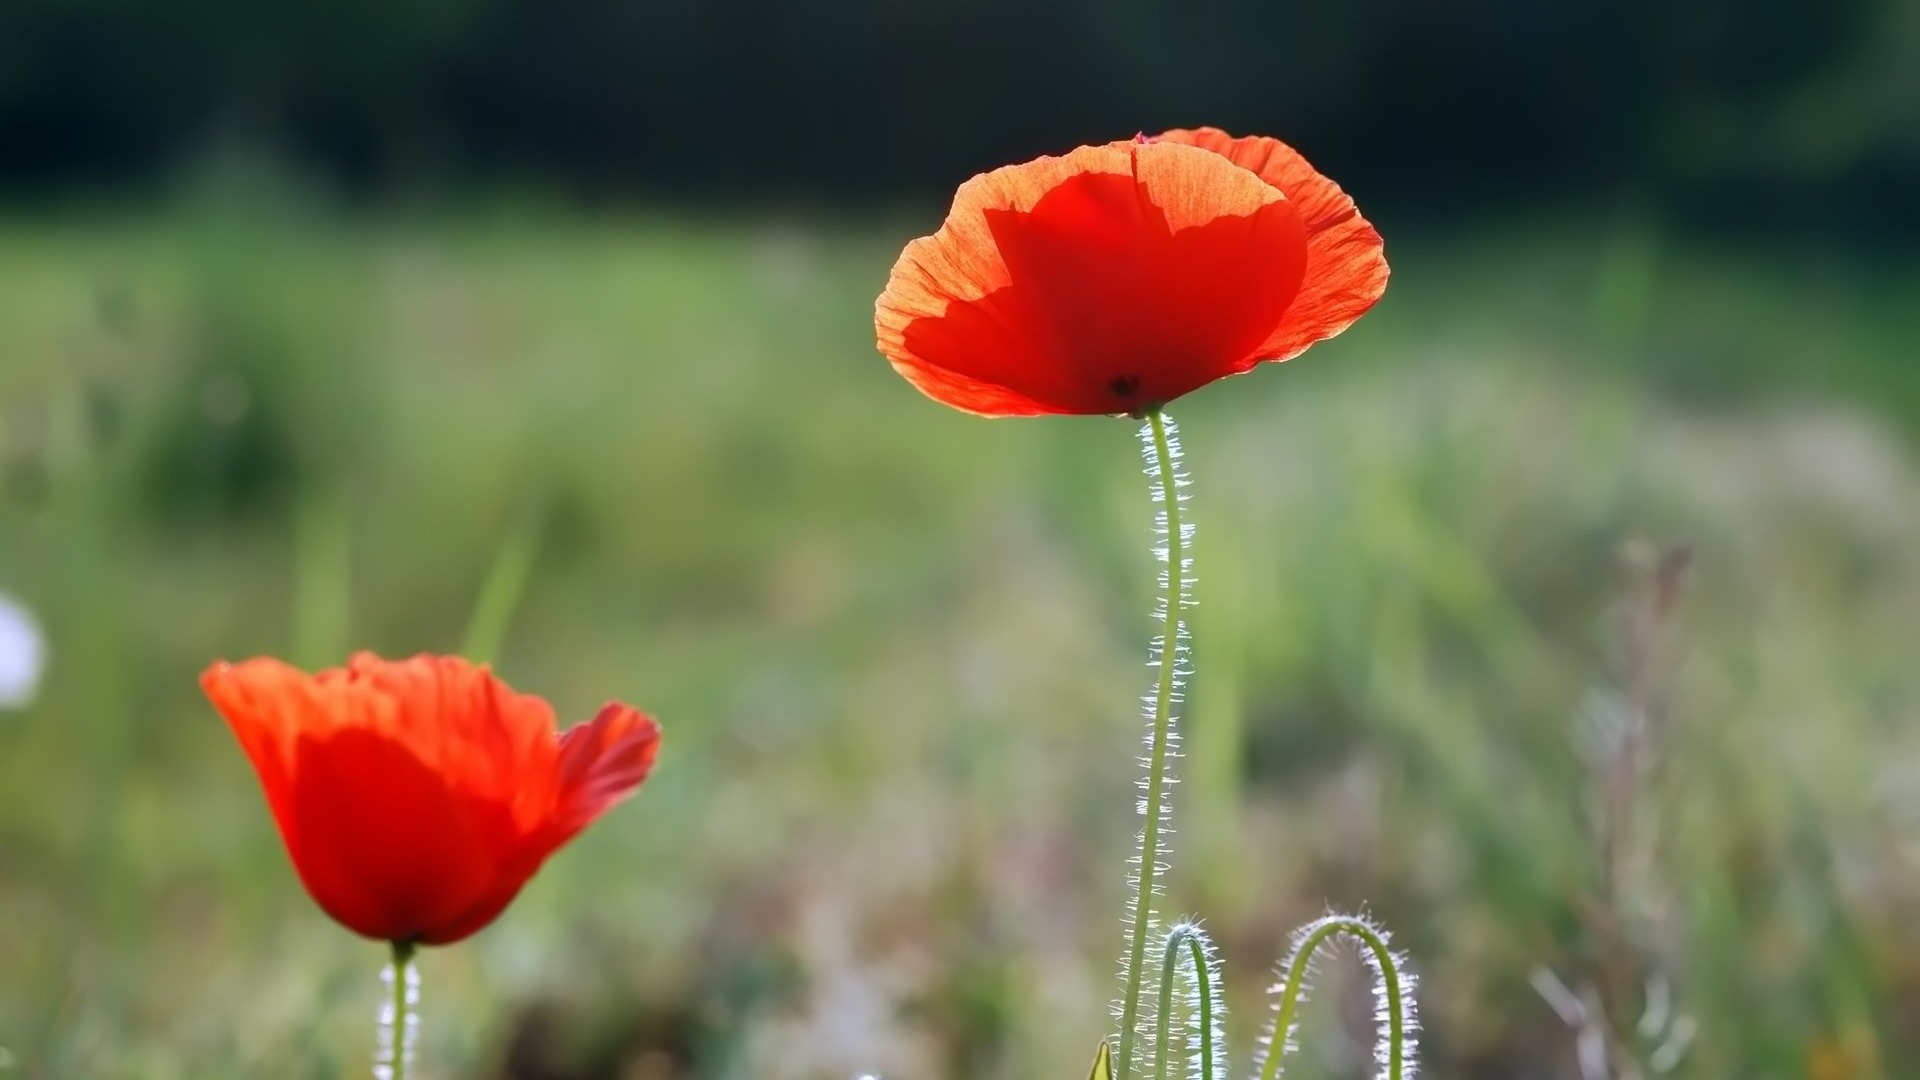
(2, 194), (1917, 1080)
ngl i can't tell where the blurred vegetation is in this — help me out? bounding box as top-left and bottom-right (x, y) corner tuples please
(1, 0), (1918, 226)
(1, 171), (1918, 1080)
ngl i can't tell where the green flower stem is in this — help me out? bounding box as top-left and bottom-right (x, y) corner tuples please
(1153, 925), (1218, 1080)
(1117, 409), (1187, 1080)
(1259, 917), (1412, 1080)
(384, 941), (418, 1080)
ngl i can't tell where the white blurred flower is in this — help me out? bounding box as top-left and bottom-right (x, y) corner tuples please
(0, 593), (46, 710)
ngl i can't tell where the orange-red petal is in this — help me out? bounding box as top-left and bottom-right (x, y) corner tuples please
(202, 653), (660, 946)
(1156, 127), (1389, 362)
(876, 141), (1309, 416)
(551, 703), (663, 840)
(284, 724), (509, 942)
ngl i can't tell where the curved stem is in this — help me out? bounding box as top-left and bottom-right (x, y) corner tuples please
(1153, 924), (1220, 1080)
(1258, 916), (1415, 1080)
(1118, 409), (1188, 1080)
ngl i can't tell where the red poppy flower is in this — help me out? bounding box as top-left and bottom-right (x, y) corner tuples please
(202, 652), (661, 946)
(874, 130), (1387, 417)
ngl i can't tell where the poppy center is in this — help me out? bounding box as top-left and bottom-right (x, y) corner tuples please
(1109, 374), (1141, 398)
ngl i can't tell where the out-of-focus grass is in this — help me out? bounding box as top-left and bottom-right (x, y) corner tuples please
(1, 190), (1917, 1080)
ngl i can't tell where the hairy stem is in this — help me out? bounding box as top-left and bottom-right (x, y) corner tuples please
(378, 941), (418, 1080)
(1117, 409), (1189, 1080)
(1153, 923), (1222, 1080)
(1258, 915), (1418, 1080)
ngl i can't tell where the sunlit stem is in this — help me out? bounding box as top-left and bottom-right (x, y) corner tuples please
(1117, 409), (1189, 1080)
(376, 941), (420, 1080)
(1153, 923), (1222, 1080)
(1258, 916), (1417, 1080)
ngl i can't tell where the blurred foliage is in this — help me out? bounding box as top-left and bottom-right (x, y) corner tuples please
(0, 0), (1917, 225)
(0, 183), (1918, 1079)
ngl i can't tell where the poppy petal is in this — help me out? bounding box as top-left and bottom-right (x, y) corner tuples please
(552, 703), (662, 838)
(202, 659), (328, 866)
(419, 705), (659, 945)
(332, 653), (561, 808)
(412, 869), (536, 947)
(877, 141), (1309, 416)
(202, 653), (661, 946)
(285, 726), (508, 942)
(1158, 127), (1389, 361)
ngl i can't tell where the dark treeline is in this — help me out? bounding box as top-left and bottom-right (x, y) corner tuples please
(1, 0), (1915, 226)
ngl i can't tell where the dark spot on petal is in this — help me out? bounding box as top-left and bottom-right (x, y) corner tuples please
(1109, 375), (1140, 398)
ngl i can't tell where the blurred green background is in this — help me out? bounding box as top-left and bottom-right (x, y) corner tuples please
(2, 3), (1919, 1079)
